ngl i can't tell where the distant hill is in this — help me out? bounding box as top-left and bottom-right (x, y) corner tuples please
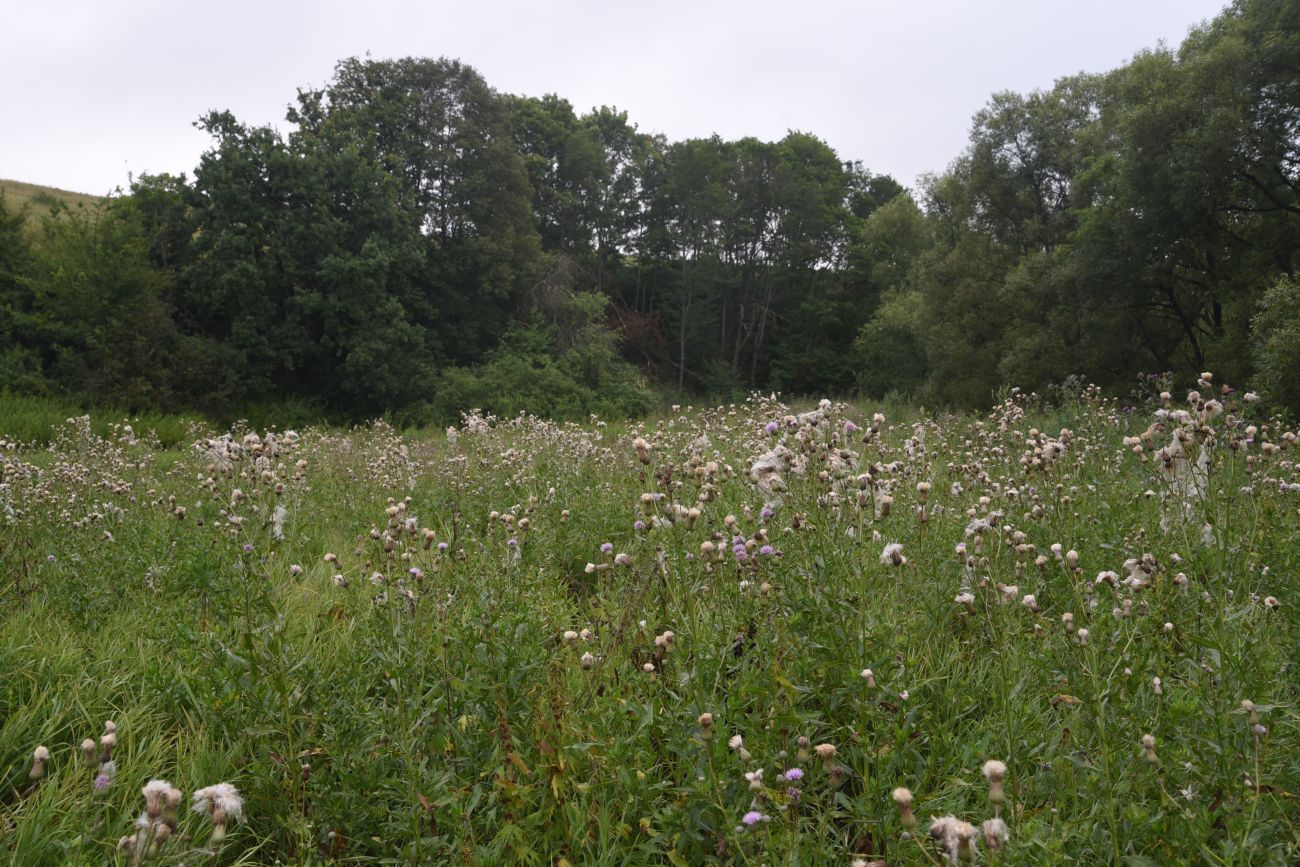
(0, 178), (104, 222)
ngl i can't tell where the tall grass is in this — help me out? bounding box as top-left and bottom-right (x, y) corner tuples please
(0, 392), (204, 448)
(1, 388), (1297, 865)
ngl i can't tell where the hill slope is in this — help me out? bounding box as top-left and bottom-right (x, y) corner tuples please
(0, 178), (104, 221)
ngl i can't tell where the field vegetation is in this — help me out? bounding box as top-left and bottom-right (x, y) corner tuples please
(1, 380), (1296, 864)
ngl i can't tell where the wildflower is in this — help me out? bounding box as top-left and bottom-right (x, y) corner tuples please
(1264, 596), (1280, 610)
(729, 734), (744, 751)
(781, 767), (804, 782)
(289, 564), (303, 577)
(1021, 594), (1039, 614)
(1077, 628), (1089, 645)
(955, 592), (975, 614)
(100, 731), (117, 764)
(741, 810), (769, 826)
(1141, 734), (1157, 763)
(982, 817), (1009, 851)
(580, 652), (595, 670)
(745, 768), (764, 790)
(814, 743), (837, 763)
(698, 712), (714, 730)
(642, 661), (655, 673)
(143, 779), (173, 819)
(563, 630), (579, 643)
(192, 782), (244, 846)
(880, 542), (906, 567)
(764, 421), (779, 435)
(1152, 676), (1163, 695)
(930, 815), (979, 864)
(1242, 699), (1259, 725)
(81, 738), (97, 767)
(892, 786), (917, 830)
(29, 746), (49, 780)
(982, 760), (1007, 808)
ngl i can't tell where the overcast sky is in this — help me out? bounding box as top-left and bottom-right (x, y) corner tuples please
(3, 0), (1229, 196)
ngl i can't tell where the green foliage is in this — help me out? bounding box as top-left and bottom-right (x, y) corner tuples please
(854, 288), (927, 397)
(432, 290), (654, 422)
(3, 0), (1300, 418)
(1251, 275), (1300, 416)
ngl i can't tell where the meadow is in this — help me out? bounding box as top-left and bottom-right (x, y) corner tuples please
(0, 379), (1297, 865)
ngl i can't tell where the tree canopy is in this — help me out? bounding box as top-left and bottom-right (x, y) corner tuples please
(3, 1), (1298, 421)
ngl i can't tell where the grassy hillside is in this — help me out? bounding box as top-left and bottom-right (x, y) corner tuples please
(0, 178), (103, 222)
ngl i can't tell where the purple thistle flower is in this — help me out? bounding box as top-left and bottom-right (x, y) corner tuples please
(781, 767), (804, 782)
(764, 421), (779, 435)
(437, 542), (448, 552)
(242, 544), (254, 553)
(742, 810), (768, 826)
(844, 420), (858, 433)
(760, 507), (774, 520)
(507, 538), (518, 546)
(93, 773), (111, 791)
(634, 521), (646, 531)
(600, 542), (614, 554)
(759, 545), (774, 556)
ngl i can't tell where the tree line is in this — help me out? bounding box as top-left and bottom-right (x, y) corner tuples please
(1, 0), (1297, 422)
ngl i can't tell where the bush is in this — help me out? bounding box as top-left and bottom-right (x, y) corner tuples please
(1251, 275), (1300, 417)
